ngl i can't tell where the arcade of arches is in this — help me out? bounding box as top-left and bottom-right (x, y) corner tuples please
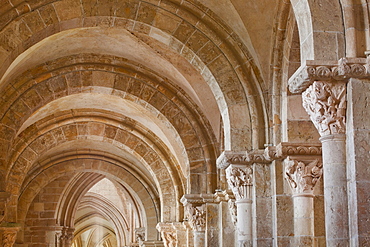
(0, 0), (369, 246)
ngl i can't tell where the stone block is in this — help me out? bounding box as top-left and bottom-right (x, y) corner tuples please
(39, 4), (58, 26)
(62, 124), (77, 140)
(276, 195), (293, 236)
(136, 2), (157, 25)
(185, 30), (208, 53)
(287, 120), (320, 143)
(153, 10), (181, 34)
(255, 197), (272, 238)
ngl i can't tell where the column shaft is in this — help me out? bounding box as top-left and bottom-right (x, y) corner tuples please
(193, 231), (205, 247)
(293, 195), (314, 245)
(321, 134), (349, 245)
(236, 200), (252, 247)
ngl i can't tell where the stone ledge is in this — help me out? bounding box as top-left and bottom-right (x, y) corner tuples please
(216, 142), (322, 169)
(289, 57), (370, 94)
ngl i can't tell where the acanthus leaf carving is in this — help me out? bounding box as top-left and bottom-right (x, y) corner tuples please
(186, 205), (206, 231)
(284, 157), (323, 194)
(162, 231), (177, 247)
(225, 165), (253, 201)
(302, 81), (346, 136)
(135, 227), (145, 243)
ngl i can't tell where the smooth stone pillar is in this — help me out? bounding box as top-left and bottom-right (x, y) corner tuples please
(320, 134), (349, 246)
(293, 194), (314, 245)
(194, 230), (205, 247)
(236, 199), (252, 247)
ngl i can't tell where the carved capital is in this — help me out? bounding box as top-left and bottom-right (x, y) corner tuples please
(135, 227), (145, 243)
(156, 223), (177, 247)
(185, 205), (206, 231)
(0, 226), (20, 247)
(289, 57), (370, 93)
(284, 157), (323, 194)
(59, 227), (74, 247)
(225, 165), (253, 201)
(302, 81), (347, 136)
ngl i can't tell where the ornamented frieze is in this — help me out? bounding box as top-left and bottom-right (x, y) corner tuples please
(284, 157), (323, 194)
(276, 143), (322, 157)
(225, 165), (253, 201)
(289, 57), (370, 94)
(217, 143), (322, 170)
(302, 81), (346, 136)
(216, 150), (272, 169)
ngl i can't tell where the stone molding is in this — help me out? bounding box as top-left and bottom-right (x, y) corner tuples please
(216, 143), (322, 170)
(275, 142), (322, 157)
(217, 150), (275, 169)
(225, 165), (253, 201)
(284, 157), (323, 194)
(302, 81), (347, 136)
(289, 57), (370, 94)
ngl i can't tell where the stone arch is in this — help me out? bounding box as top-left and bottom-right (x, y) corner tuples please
(2, 54), (218, 194)
(290, 0), (345, 61)
(18, 156), (161, 240)
(0, 0), (268, 152)
(73, 192), (132, 246)
(340, 0), (370, 56)
(11, 114), (182, 224)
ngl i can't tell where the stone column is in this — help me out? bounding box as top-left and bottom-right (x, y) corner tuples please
(0, 226), (20, 247)
(302, 80), (349, 245)
(284, 157), (323, 246)
(225, 164), (253, 247)
(187, 205), (206, 247)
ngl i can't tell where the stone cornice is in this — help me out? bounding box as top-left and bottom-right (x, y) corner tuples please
(276, 142), (322, 157)
(289, 57), (370, 94)
(216, 150), (273, 169)
(216, 143), (322, 169)
(180, 194), (215, 206)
